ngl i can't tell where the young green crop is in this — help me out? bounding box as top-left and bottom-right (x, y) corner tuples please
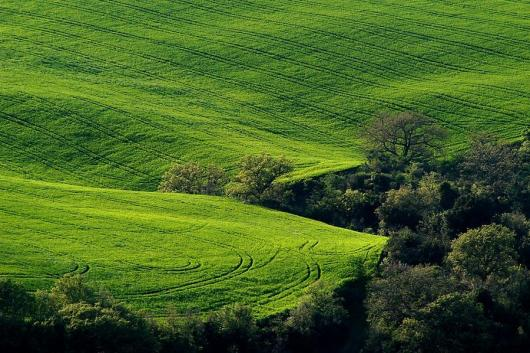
(0, 175), (385, 317)
(0, 0), (528, 189)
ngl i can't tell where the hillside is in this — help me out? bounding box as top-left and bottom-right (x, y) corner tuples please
(0, 175), (385, 317)
(1, 0), (529, 189)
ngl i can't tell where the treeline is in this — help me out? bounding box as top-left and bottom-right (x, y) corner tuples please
(0, 275), (355, 353)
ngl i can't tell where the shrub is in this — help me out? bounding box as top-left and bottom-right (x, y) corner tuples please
(159, 162), (227, 195)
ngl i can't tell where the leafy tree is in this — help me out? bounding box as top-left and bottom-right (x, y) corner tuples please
(0, 280), (64, 353)
(287, 281), (347, 335)
(0, 279), (35, 320)
(59, 302), (157, 353)
(159, 311), (204, 353)
(202, 304), (257, 353)
(395, 293), (492, 353)
(448, 224), (517, 282)
(365, 264), (456, 353)
(377, 173), (443, 232)
(159, 162), (227, 195)
(226, 154), (293, 204)
(338, 188), (378, 230)
(48, 275), (97, 306)
(364, 111), (447, 169)
(496, 213), (530, 267)
(385, 228), (448, 266)
(459, 134), (519, 196)
(445, 186), (499, 236)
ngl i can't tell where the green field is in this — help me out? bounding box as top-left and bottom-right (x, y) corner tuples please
(0, 0), (528, 189)
(0, 175), (385, 317)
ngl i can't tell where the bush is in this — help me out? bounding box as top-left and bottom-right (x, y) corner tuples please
(159, 162), (227, 195)
(226, 154), (293, 204)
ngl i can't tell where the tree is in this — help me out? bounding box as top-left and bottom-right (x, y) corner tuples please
(159, 162), (227, 195)
(59, 302), (157, 353)
(377, 173), (443, 232)
(459, 134), (519, 196)
(385, 228), (448, 266)
(364, 111), (447, 169)
(202, 304), (257, 353)
(286, 281), (348, 353)
(365, 264), (456, 353)
(448, 224), (517, 282)
(338, 189), (377, 230)
(0, 279), (35, 321)
(445, 186), (499, 236)
(395, 293), (492, 353)
(496, 212), (530, 268)
(226, 154), (293, 204)
(376, 188), (425, 232)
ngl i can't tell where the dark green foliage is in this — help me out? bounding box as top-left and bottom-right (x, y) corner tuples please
(0, 279), (35, 320)
(385, 228), (448, 266)
(1, 276), (158, 353)
(395, 293), (491, 353)
(445, 187), (500, 236)
(365, 264), (457, 353)
(376, 187), (426, 231)
(159, 162), (228, 195)
(448, 224), (517, 282)
(158, 313), (204, 353)
(496, 212), (530, 267)
(201, 305), (257, 353)
(58, 302), (158, 353)
(0, 276), (358, 353)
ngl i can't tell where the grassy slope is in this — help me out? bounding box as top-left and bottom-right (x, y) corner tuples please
(0, 0), (528, 189)
(0, 175), (385, 317)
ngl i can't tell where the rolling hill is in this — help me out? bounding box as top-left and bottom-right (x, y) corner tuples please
(0, 175), (385, 317)
(0, 0), (528, 189)
(1, 0), (529, 318)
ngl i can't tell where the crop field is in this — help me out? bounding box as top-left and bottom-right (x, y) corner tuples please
(0, 175), (385, 317)
(0, 0), (528, 189)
